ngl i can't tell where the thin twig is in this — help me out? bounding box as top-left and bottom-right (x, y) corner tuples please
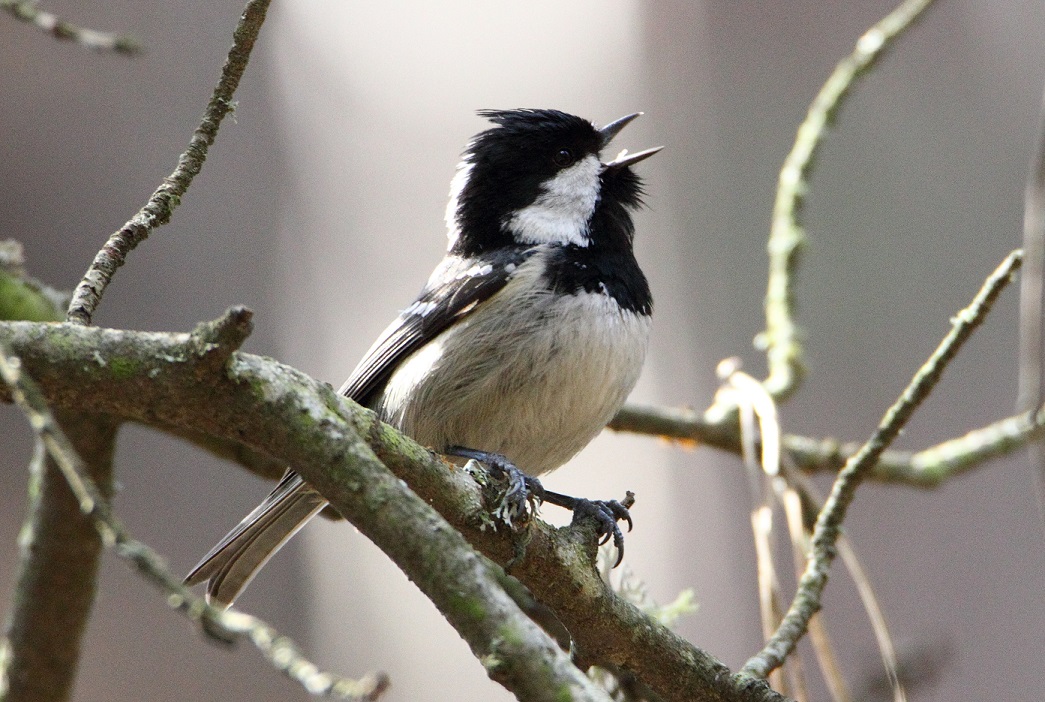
(760, 0), (937, 401)
(718, 361), (793, 696)
(611, 403), (1045, 487)
(783, 471), (904, 702)
(65, 0), (271, 326)
(0, 340), (390, 701)
(0, 0), (141, 54)
(741, 249), (1023, 678)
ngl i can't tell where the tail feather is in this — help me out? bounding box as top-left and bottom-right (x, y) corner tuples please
(184, 471), (327, 607)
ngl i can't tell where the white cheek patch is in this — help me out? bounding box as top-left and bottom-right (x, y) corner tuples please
(505, 155), (601, 247)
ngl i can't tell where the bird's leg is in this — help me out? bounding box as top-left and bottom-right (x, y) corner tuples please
(445, 446), (544, 527)
(542, 490), (634, 567)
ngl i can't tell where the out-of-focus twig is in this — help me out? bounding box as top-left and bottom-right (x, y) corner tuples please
(1018, 80), (1045, 528)
(717, 360), (805, 699)
(758, 0), (937, 402)
(0, 0), (141, 54)
(742, 249), (1022, 678)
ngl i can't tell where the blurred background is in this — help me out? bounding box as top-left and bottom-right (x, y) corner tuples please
(2, 1), (1043, 700)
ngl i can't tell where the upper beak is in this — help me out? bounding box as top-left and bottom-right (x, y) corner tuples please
(598, 112), (663, 170)
(599, 112), (642, 147)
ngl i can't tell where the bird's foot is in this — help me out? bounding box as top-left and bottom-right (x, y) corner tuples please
(543, 490), (635, 567)
(446, 446), (543, 528)
(445, 447), (635, 566)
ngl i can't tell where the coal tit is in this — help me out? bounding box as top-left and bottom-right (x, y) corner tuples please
(186, 109), (660, 606)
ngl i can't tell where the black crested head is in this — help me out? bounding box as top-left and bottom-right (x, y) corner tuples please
(445, 109), (653, 257)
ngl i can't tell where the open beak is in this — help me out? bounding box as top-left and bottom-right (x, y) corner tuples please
(598, 112), (663, 170)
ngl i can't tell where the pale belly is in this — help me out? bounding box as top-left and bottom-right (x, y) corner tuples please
(375, 289), (651, 475)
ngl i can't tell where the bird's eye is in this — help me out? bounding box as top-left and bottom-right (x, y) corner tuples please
(553, 148), (574, 167)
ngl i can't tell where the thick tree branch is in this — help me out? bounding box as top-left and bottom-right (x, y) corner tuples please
(742, 249), (1023, 678)
(0, 316), (617, 702)
(65, 0), (270, 326)
(0, 412), (117, 702)
(0, 314), (791, 702)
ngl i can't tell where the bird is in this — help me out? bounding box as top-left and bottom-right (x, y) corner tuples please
(185, 108), (661, 607)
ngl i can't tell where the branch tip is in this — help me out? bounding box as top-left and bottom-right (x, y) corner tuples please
(188, 307), (254, 366)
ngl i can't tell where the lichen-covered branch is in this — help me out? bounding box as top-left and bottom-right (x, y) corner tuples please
(742, 249), (1022, 678)
(761, 0), (937, 401)
(0, 331), (389, 702)
(0, 316), (614, 702)
(65, 0), (271, 326)
(0, 313), (792, 702)
(0, 0), (141, 54)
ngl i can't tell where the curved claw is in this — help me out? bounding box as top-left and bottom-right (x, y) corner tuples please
(604, 499), (633, 533)
(570, 498), (631, 566)
(537, 489), (637, 566)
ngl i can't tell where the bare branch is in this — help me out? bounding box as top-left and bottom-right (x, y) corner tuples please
(760, 0), (937, 401)
(0, 0), (141, 54)
(65, 0), (271, 326)
(788, 409), (1045, 485)
(742, 249), (1022, 678)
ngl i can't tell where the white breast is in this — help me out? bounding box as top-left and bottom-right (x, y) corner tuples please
(376, 254), (650, 475)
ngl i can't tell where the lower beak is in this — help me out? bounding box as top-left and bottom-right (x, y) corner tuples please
(603, 146), (663, 170)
